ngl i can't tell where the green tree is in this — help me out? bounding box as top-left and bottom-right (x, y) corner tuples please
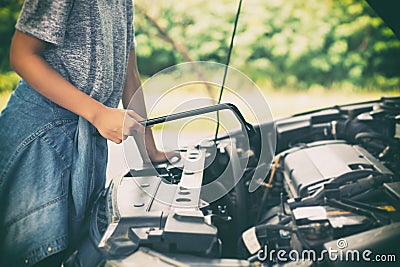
(135, 0), (400, 90)
(0, 0), (23, 72)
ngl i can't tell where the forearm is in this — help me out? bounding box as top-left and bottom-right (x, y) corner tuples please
(123, 49), (159, 161)
(10, 30), (106, 125)
(122, 49), (147, 117)
(123, 49), (180, 163)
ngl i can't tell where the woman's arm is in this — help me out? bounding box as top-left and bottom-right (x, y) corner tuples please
(123, 49), (179, 163)
(10, 30), (144, 144)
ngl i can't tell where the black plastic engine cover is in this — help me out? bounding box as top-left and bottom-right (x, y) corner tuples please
(281, 140), (392, 198)
(97, 147), (219, 258)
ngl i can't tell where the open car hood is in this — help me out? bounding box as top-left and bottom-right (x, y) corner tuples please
(367, 0), (400, 38)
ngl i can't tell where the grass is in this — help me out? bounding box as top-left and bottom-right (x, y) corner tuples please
(0, 90), (12, 111)
(263, 88), (399, 118)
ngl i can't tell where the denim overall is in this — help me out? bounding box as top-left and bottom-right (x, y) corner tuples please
(0, 80), (107, 266)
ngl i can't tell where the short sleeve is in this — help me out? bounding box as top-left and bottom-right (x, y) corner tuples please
(16, 0), (73, 46)
(128, 4), (136, 49)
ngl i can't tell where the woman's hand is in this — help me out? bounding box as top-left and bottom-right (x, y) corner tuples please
(145, 147), (181, 164)
(123, 49), (181, 164)
(91, 106), (145, 144)
(132, 126), (181, 164)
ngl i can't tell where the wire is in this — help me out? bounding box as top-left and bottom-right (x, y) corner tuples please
(266, 155), (281, 187)
(214, 0), (244, 141)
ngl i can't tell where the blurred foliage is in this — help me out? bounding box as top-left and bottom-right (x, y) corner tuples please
(0, 0), (23, 72)
(0, 71), (19, 93)
(135, 0), (400, 90)
(0, 0), (399, 93)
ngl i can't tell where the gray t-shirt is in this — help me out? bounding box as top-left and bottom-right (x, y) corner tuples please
(16, 0), (136, 108)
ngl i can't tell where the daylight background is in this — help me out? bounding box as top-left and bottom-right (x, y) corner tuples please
(1, 0), (399, 127)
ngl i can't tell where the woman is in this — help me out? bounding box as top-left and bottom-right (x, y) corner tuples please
(0, 0), (174, 266)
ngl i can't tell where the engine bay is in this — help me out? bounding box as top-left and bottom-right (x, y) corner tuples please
(67, 96), (400, 266)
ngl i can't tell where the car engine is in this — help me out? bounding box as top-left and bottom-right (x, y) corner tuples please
(66, 96), (400, 266)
